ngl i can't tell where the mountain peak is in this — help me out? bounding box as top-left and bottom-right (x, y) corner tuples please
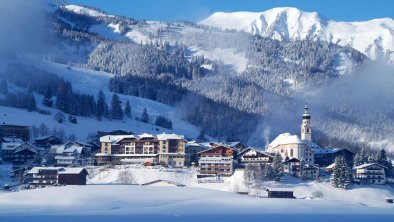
(199, 8), (394, 63)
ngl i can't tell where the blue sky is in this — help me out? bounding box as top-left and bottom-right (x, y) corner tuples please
(67, 0), (394, 22)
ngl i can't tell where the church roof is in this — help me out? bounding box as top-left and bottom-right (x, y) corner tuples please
(268, 133), (320, 149)
(269, 133), (303, 147)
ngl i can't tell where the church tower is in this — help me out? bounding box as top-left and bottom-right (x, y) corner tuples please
(301, 104), (312, 141)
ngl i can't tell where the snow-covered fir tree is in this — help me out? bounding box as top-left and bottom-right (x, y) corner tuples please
(272, 154), (284, 182)
(331, 156), (349, 189)
(375, 149), (393, 177)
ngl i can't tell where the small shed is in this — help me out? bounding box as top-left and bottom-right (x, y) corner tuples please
(266, 189), (295, 199)
(58, 168), (88, 185)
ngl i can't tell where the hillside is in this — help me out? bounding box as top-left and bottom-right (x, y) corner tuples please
(0, 58), (201, 141)
(0, 2), (393, 151)
(200, 7), (394, 64)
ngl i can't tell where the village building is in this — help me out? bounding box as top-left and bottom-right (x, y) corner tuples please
(58, 168), (89, 185)
(185, 141), (206, 166)
(33, 135), (63, 154)
(353, 163), (386, 185)
(0, 124), (30, 141)
(157, 133), (186, 167)
(1, 137), (39, 165)
(1, 136), (24, 161)
(27, 167), (88, 188)
(314, 148), (355, 167)
(236, 148), (273, 166)
(96, 133), (186, 166)
(226, 142), (246, 152)
(50, 141), (91, 167)
(198, 145), (236, 176)
(283, 157), (319, 180)
(266, 105), (318, 165)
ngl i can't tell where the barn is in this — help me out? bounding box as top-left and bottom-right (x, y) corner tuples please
(58, 168), (89, 185)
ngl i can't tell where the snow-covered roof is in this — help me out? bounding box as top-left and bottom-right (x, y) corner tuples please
(34, 135), (60, 141)
(1, 137), (24, 143)
(28, 167), (87, 175)
(237, 148), (273, 157)
(99, 135), (135, 143)
(284, 157), (301, 163)
(313, 147), (354, 154)
(354, 163), (387, 169)
(226, 142), (244, 148)
(138, 133), (155, 139)
(13, 143), (37, 154)
(58, 167), (87, 175)
(185, 141), (201, 147)
(268, 133), (320, 149)
(55, 156), (76, 160)
(326, 162), (336, 170)
(51, 144), (83, 155)
(269, 133), (303, 147)
(156, 133), (184, 141)
(28, 167), (63, 174)
(1, 142), (23, 151)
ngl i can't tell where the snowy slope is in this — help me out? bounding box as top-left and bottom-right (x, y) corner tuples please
(60, 4), (249, 73)
(0, 58), (202, 141)
(0, 185), (393, 222)
(199, 7), (394, 63)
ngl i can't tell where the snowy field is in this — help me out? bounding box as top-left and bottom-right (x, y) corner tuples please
(1, 165), (393, 221)
(0, 185), (393, 222)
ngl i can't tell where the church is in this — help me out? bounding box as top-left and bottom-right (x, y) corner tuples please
(266, 105), (320, 165)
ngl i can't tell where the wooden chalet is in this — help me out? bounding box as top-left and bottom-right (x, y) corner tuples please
(236, 148), (273, 166)
(198, 145), (236, 176)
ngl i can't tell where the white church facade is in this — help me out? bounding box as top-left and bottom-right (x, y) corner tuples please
(266, 105), (319, 165)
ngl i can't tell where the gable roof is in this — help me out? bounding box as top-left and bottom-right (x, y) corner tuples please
(13, 143), (38, 154)
(100, 135), (135, 143)
(354, 163), (387, 169)
(314, 147), (355, 154)
(156, 133), (185, 141)
(28, 167), (63, 174)
(138, 133), (155, 139)
(284, 157), (301, 163)
(51, 143), (83, 155)
(237, 148), (273, 158)
(1, 136), (24, 143)
(198, 145), (234, 155)
(58, 167), (88, 175)
(268, 133), (320, 150)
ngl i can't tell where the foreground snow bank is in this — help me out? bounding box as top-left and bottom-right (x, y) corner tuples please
(87, 165), (394, 208)
(0, 185), (393, 222)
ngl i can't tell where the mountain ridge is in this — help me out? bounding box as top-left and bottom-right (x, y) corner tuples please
(199, 7), (394, 63)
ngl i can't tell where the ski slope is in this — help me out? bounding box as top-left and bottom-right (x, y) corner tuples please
(0, 58), (201, 141)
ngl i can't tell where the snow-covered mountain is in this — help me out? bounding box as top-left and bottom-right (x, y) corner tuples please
(199, 7), (394, 63)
